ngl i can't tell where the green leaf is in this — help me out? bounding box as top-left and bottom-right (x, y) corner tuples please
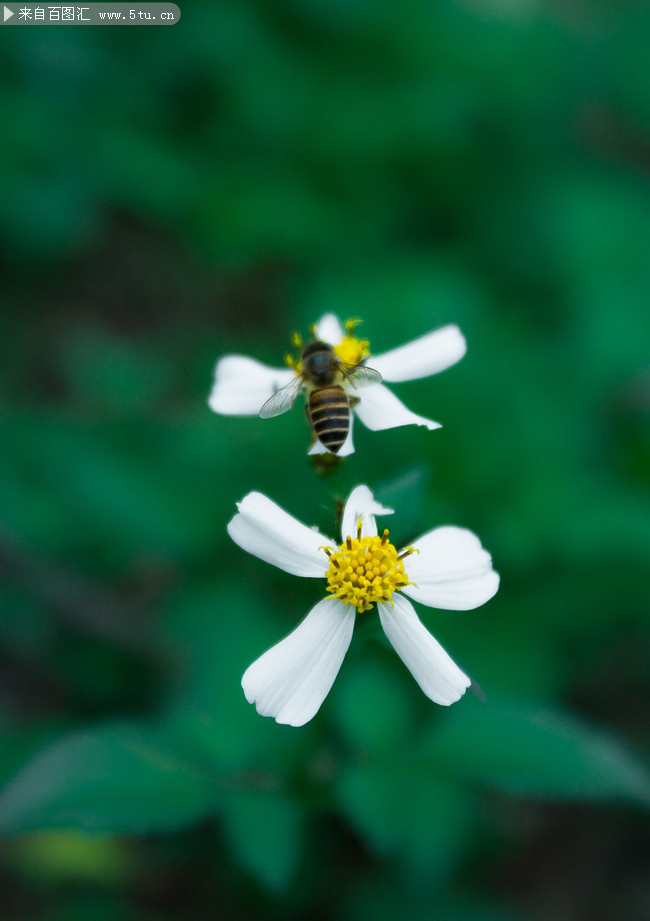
(422, 701), (650, 805)
(335, 758), (473, 880)
(336, 760), (402, 855)
(0, 713), (71, 791)
(329, 654), (415, 753)
(220, 789), (303, 892)
(56, 325), (175, 413)
(0, 721), (216, 835)
(374, 465), (431, 544)
(8, 831), (134, 884)
(341, 875), (529, 921)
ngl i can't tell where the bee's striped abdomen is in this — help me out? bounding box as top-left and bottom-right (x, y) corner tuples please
(309, 385), (350, 453)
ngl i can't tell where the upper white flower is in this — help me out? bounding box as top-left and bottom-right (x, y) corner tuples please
(228, 485), (499, 726)
(209, 314), (467, 456)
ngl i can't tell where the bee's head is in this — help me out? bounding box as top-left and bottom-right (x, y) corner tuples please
(302, 340), (337, 384)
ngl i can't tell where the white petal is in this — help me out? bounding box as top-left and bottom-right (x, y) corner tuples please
(308, 438), (328, 456)
(208, 355), (294, 416)
(354, 383), (442, 432)
(341, 485), (394, 540)
(379, 594), (470, 705)
(307, 414), (356, 456)
(227, 492), (334, 577)
(337, 421), (356, 456)
(371, 325), (466, 383)
(315, 313), (344, 345)
(242, 598), (355, 726)
(402, 526), (499, 610)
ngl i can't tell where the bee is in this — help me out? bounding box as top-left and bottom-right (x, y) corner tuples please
(259, 340), (382, 453)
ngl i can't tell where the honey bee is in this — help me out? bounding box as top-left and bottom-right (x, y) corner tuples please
(259, 340), (382, 453)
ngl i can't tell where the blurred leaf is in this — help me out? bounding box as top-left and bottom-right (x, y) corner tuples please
(342, 871), (530, 921)
(336, 757), (473, 880)
(0, 583), (53, 656)
(0, 413), (219, 563)
(374, 464), (431, 544)
(300, 260), (482, 350)
(336, 759), (403, 856)
(7, 830), (134, 884)
(0, 714), (70, 791)
(38, 893), (137, 921)
(0, 721), (216, 835)
(0, 168), (102, 259)
(422, 701), (650, 805)
(56, 325), (175, 413)
(220, 789), (303, 892)
(329, 654), (415, 753)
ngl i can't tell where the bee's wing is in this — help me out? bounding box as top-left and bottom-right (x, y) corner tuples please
(342, 363), (383, 390)
(259, 375), (304, 418)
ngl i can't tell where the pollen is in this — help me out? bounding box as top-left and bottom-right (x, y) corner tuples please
(285, 331), (304, 375)
(284, 352), (302, 374)
(334, 319), (370, 367)
(323, 527), (415, 613)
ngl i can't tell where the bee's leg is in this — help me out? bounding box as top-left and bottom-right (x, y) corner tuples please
(348, 395), (360, 408)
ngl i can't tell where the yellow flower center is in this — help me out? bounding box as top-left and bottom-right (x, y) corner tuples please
(334, 319), (370, 366)
(323, 526), (415, 613)
(284, 320), (370, 374)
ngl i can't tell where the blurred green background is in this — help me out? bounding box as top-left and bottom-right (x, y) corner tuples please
(1, 1), (649, 919)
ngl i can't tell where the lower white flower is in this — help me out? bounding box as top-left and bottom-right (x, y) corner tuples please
(209, 314), (467, 455)
(228, 485), (499, 726)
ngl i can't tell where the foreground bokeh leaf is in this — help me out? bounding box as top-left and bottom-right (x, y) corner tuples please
(422, 702), (650, 805)
(220, 789), (304, 892)
(336, 757), (474, 882)
(0, 721), (216, 835)
(7, 830), (134, 884)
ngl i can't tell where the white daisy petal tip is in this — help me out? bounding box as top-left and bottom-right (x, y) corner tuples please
(315, 313), (345, 345)
(402, 525), (500, 611)
(337, 425), (356, 456)
(341, 484), (394, 539)
(354, 383), (443, 433)
(227, 491), (332, 578)
(208, 355), (293, 416)
(378, 595), (471, 706)
(371, 324), (468, 383)
(347, 484), (394, 517)
(307, 439), (327, 456)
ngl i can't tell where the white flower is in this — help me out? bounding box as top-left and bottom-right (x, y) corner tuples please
(209, 314), (467, 455)
(228, 485), (499, 726)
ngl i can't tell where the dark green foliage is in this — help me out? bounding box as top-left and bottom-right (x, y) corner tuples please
(1, 2), (649, 919)
(0, 722), (217, 835)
